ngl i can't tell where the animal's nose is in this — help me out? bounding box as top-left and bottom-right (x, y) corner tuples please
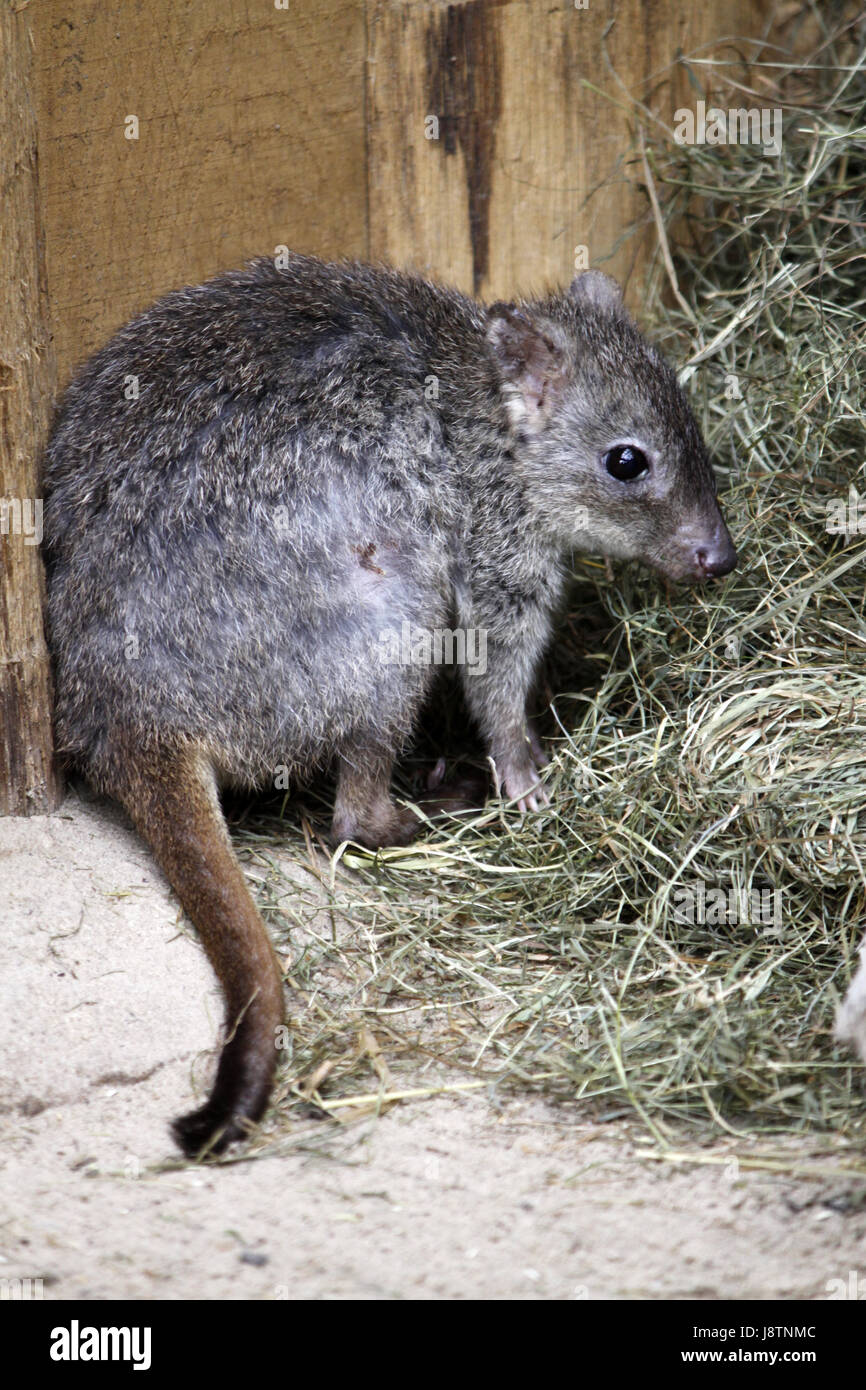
(694, 532), (738, 578)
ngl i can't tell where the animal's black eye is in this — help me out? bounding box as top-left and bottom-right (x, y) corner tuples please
(603, 445), (649, 481)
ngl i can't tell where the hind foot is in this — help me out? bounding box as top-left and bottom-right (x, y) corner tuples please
(330, 747), (488, 850)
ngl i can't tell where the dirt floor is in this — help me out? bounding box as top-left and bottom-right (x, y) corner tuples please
(2, 793), (866, 1301)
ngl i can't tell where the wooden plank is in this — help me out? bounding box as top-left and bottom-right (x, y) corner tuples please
(30, 0), (368, 385)
(366, 0), (761, 303)
(0, 2), (62, 815)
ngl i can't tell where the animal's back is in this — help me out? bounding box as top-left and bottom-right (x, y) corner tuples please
(41, 253), (738, 1156)
(43, 255), (478, 786)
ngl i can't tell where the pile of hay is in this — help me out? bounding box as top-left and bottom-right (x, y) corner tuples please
(231, 10), (866, 1165)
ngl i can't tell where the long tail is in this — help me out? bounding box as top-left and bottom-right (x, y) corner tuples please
(113, 744), (284, 1157)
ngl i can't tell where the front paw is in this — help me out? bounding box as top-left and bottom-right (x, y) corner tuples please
(498, 758), (551, 814)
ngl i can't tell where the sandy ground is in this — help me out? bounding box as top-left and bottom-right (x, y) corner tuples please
(2, 792), (866, 1301)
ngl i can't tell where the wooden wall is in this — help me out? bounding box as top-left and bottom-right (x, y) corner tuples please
(0, 3), (60, 813)
(2, 0), (767, 815)
(30, 0), (368, 386)
(366, 0), (760, 298)
(30, 0), (764, 388)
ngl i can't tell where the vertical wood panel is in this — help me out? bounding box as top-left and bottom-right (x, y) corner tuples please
(366, 0), (762, 302)
(30, 0), (368, 385)
(0, 4), (62, 815)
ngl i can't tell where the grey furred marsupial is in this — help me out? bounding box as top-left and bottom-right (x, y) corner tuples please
(43, 252), (737, 1156)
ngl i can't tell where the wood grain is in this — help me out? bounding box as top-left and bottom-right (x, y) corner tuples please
(366, 0), (762, 304)
(0, 2), (62, 815)
(4, 0), (767, 817)
(30, 0), (368, 385)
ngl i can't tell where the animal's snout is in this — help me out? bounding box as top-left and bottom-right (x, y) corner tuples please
(677, 509), (738, 581)
(693, 530), (738, 579)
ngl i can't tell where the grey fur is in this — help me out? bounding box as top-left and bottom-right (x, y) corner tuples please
(41, 252), (738, 1152)
(44, 252), (736, 814)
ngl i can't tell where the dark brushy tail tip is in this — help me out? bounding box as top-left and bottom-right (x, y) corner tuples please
(171, 1038), (275, 1159)
(173, 1108), (237, 1159)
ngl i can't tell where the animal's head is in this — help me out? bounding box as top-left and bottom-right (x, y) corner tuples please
(485, 270), (737, 583)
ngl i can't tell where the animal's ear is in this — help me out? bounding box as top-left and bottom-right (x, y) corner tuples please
(486, 304), (568, 431)
(568, 269), (625, 315)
